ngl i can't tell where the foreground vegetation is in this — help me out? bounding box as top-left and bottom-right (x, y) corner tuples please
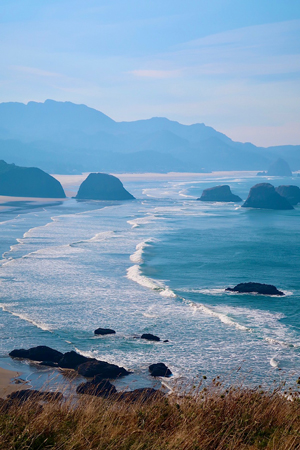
(1, 381), (300, 450)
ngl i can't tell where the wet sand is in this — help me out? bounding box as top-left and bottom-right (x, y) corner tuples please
(0, 366), (29, 398)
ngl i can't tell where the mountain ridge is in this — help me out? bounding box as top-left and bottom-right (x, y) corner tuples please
(0, 100), (299, 174)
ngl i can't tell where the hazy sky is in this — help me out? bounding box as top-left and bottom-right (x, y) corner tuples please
(1, 0), (300, 146)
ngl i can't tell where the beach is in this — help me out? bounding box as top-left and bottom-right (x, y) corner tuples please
(0, 366), (28, 398)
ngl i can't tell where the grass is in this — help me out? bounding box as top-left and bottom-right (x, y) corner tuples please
(0, 380), (300, 450)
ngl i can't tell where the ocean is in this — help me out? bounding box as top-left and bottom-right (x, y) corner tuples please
(0, 173), (299, 391)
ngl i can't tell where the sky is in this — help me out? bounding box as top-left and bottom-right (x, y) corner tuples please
(1, 0), (300, 146)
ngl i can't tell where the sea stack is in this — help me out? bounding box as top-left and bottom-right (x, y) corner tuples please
(0, 160), (66, 198)
(242, 183), (294, 210)
(267, 158), (292, 177)
(75, 173), (135, 200)
(198, 185), (242, 202)
(226, 282), (284, 296)
(275, 185), (300, 206)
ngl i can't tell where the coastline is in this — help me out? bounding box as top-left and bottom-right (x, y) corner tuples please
(0, 366), (29, 399)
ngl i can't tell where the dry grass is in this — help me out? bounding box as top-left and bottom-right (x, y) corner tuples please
(0, 381), (300, 450)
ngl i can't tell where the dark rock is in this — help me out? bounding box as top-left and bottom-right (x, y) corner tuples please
(149, 363), (172, 377)
(58, 351), (94, 369)
(39, 361), (58, 367)
(76, 377), (117, 398)
(9, 346), (63, 363)
(197, 185), (242, 202)
(0, 160), (66, 198)
(226, 282), (284, 296)
(120, 388), (164, 403)
(7, 389), (63, 402)
(276, 185), (300, 205)
(77, 360), (130, 378)
(267, 158), (292, 177)
(94, 327), (116, 335)
(163, 340), (169, 343)
(242, 183), (294, 210)
(141, 333), (160, 342)
(75, 173), (135, 201)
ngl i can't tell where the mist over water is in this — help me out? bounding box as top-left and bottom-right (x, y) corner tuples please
(0, 174), (299, 388)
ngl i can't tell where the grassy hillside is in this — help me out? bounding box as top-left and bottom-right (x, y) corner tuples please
(1, 382), (299, 449)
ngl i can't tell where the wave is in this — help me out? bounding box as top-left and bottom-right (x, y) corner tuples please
(0, 303), (52, 332)
(270, 357), (279, 368)
(127, 265), (176, 298)
(130, 239), (155, 264)
(69, 231), (115, 247)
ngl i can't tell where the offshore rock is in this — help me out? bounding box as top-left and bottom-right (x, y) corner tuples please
(9, 346), (63, 363)
(94, 328), (116, 335)
(276, 185), (300, 206)
(242, 183), (294, 210)
(0, 160), (66, 198)
(75, 173), (135, 200)
(58, 351), (94, 369)
(267, 158), (293, 177)
(226, 282), (284, 296)
(141, 333), (161, 342)
(77, 360), (130, 379)
(197, 185), (242, 202)
(149, 363), (172, 377)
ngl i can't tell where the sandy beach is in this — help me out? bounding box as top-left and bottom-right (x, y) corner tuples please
(0, 366), (28, 399)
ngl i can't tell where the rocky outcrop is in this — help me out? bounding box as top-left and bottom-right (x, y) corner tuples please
(77, 378), (163, 403)
(226, 282), (284, 296)
(267, 158), (293, 177)
(141, 333), (161, 342)
(276, 185), (300, 205)
(76, 377), (117, 398)
(7, 389), (63, 403)
(149, 363), (172, 377)
(58, 351), (93, 369)
(94, 328), (116, 335)
(77, 360), (130, 378)
(75, 173), (135, 201)
(0, 160), (66, 198)
(120, 388), (163, 403)
(9, 346), (63, 363)
(198, 185), (242, 203)
(242, 183), (294, 210)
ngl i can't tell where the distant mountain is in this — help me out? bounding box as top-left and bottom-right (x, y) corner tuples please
(0, 100), (299, 174)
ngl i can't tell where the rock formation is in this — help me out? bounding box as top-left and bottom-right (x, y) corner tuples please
(226, 282), (284, 296)
(141, 333), (161, 342)
(266, 158), (293, 177)
(276, 185), (300, 205)
(77, 360), (130, 378)
(75, 173), (135, 200)
(9, 346), (63, 363)
(198, 185), (242, 202)
(242, 183), (294, 210)
(94, 328), (116, 335)
(0, 160), (66, 198)
(149, 363), (172, 377)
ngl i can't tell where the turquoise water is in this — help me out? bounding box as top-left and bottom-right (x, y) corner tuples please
(0, 174), (299, 389)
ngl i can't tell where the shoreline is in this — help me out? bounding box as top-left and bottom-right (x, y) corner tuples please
(0, 366), (29, 399)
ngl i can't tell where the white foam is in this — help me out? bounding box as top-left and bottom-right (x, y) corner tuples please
(0, 304), (52, 332)
(126, 265), (176, 298)
(130, 239), (155, 264)
(270, 357), (279, 368)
